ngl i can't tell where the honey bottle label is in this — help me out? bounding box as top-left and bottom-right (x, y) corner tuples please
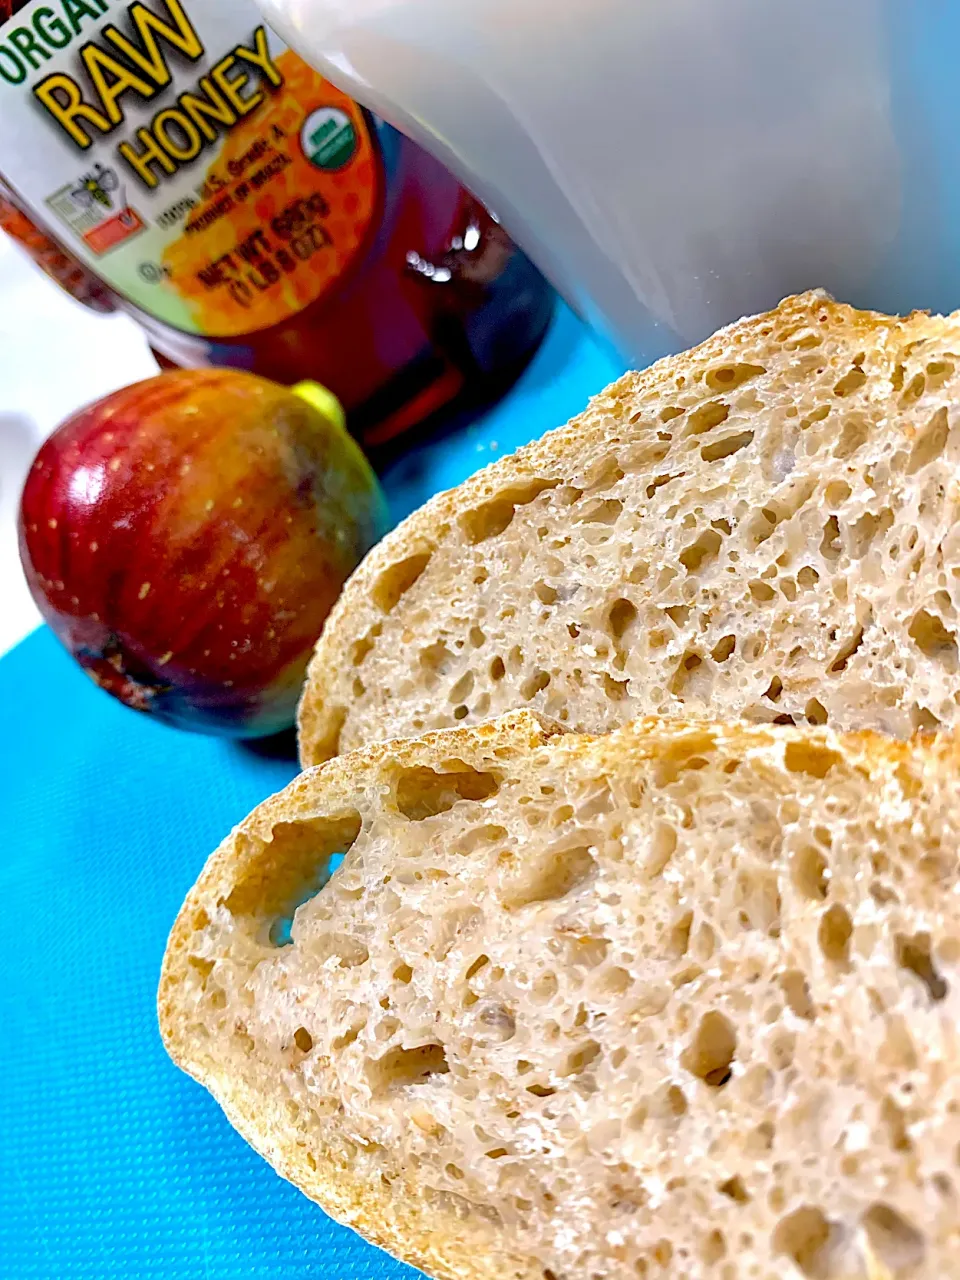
(0, 0), (383, 337)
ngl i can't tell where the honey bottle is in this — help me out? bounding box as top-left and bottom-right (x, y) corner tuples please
(0, 0), (554, 451)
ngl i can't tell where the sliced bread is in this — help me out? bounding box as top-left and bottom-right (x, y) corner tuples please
(299, 290), (960, 765)
(160, 710), (960, 1280)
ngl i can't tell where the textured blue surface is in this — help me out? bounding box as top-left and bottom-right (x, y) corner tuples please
(0, 304), (623, 1280)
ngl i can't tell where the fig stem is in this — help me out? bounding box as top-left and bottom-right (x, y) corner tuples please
(291, 380), (347, 434)
(290, 379), (387, 503)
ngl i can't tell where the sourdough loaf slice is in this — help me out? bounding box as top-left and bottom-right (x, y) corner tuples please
(299, 290), (960, 766)
(160, 711), (960, 1280)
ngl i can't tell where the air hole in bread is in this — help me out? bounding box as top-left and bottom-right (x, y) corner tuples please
(741, 635), (766, 664)
(804, 698), (828, 726)
(645, 471), (683, 499)
(907, 407), (950, 474)
(718, 1175), (749, 1204)
(679, 529), (723, 574)
(881, 1095), (912, 1153)
(685, 401), (730, 436)
(895, 932), (948, 1002)
(651, 1083), (687, 1123)
(829, 623), (867, 675)
(768, 1028), (795, 1071)
(772, 1206), (834, 1276)
(900, 371), (927, 406)
(910, 704), (941, 734)
(577, 498), (623, 525)
(749, 580), (777, 606)
(818, 904), (853, 965)
(784, 742), (841, 779)
(606, 597), (638, 643)
(583, 454), (625, 492)
(526, 1083), (557, 1099)
(310, 706), (346, 763)
(187, 955), (214, 982)
(780, 970), (815, 1020)
(294, 1027), (313, 1053)
(710, 635), (736, 663)
(704, 362), (765, 393)
(834, 366), (866, 398)
(477, 1001), (517, 1044)
(763, 675), (783, 703)
(644, 823), (678, 880)
(456, 825), (508, 855)
(926, 357), (955, 382)
(819, 515), (842, 563)
(855, 506), (890, 558)
(670, 652), (705, 697)
(700, 1228), (727, 1265)
(862, 1202), (926, 1273)
(556, 485), (584, 507)
(831, 412), (869, 460)
(448, 671), (475, 704)
(352, 623), (381, 666)
(303, 931), (369, 969)
(501, 843), (597, 911)
(682, 1011), (737, 1087)
(395, 766), (500, 821)
(563, 1040), (601, 1076)
(521, 670), (551, 701)
(602, 674), (629, 702)
(372, 551), (433, 613)
(667, 910), (693, 959)
(735, 867), (781, 935)
(367, 1042), (449, 1090)
(908, 610), (959, 672)
(792, 845), (829, 901)
(420, 643), (454, 677)
(222, 812), (361, 942)
(782, 324), (823, 350)
(701, 430), (755, 464)
(747, 507), (778, 548)
(233, 1026), (254, 1054)
(459, 479), (560, 545)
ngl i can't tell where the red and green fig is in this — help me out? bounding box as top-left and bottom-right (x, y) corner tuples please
(19, 369), (389, 737)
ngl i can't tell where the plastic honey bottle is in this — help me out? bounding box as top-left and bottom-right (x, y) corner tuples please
(0, 0), (554, 450)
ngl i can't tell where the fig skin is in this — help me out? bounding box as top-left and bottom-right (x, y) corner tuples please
(19, 369), (389, 737)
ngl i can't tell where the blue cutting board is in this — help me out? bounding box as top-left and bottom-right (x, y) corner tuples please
(0, 305), (623, 1280)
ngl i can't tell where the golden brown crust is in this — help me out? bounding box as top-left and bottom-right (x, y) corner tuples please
(159, 711), (561, 1280)
(160, 711), (960, 1280)
(296, 289), (959, 767)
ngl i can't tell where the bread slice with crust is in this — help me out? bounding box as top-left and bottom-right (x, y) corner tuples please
(160, 710), (960, 1280)
(298, 290), (960, 766)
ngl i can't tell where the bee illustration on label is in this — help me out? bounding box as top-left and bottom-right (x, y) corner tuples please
(47, 164), (147, 258)
(70, 165), (120, 212)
